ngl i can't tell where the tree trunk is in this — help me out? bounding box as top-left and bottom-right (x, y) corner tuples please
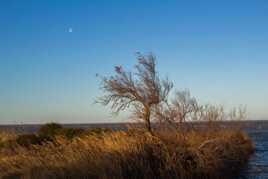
(144, 107), (152, 134)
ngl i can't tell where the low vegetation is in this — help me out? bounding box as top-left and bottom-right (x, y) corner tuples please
(0, 125), (253, 179)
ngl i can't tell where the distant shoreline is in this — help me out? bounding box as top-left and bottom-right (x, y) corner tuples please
(0, 120), (267, 134)
(1, 119), (267, 125)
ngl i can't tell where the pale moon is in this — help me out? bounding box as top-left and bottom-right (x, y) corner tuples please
(68, 28), (73, 33)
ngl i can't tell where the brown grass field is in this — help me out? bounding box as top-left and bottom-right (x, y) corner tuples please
(0, 125), (254, 179)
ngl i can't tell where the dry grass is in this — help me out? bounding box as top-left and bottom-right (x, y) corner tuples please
(0, 131), (17, 143)
(0, 128), (254, 179)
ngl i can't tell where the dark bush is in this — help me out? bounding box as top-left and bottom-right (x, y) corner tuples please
(16, 134), (42, 147)
(38, 123), (63, 138)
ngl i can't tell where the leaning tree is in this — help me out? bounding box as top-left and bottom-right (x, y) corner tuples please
(98, 53), (173, 133)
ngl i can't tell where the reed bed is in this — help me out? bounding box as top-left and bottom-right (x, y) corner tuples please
(0, 127), (253, 179)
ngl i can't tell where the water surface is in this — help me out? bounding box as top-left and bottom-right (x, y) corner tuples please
(240, 128), (268, 179)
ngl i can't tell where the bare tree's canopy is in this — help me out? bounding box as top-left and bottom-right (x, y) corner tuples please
(171, 90), (199, 122)
(154, 89), (199, 127)
(98, 53), (173, 119)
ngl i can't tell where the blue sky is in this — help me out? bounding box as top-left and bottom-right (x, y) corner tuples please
(0, 0), (268, 124)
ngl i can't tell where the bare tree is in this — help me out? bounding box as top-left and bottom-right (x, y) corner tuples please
(171, 90), (199, 123)
(199, 105), (225, 122)
(98, 53), (173, 133)
(154, 89), (199, 130)
(155, 90), (247, 132)
(199, 105), (246, 122)
(229, 105), (247, 121)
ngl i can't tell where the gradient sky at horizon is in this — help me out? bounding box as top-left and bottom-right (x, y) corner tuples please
(0, 0), (268, 124)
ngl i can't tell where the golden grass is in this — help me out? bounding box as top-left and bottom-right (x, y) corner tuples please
(0, 128), (254, 179)
(0, 131), (17, 143)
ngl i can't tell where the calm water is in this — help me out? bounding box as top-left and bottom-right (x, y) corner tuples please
(240, 128), (268, 179)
